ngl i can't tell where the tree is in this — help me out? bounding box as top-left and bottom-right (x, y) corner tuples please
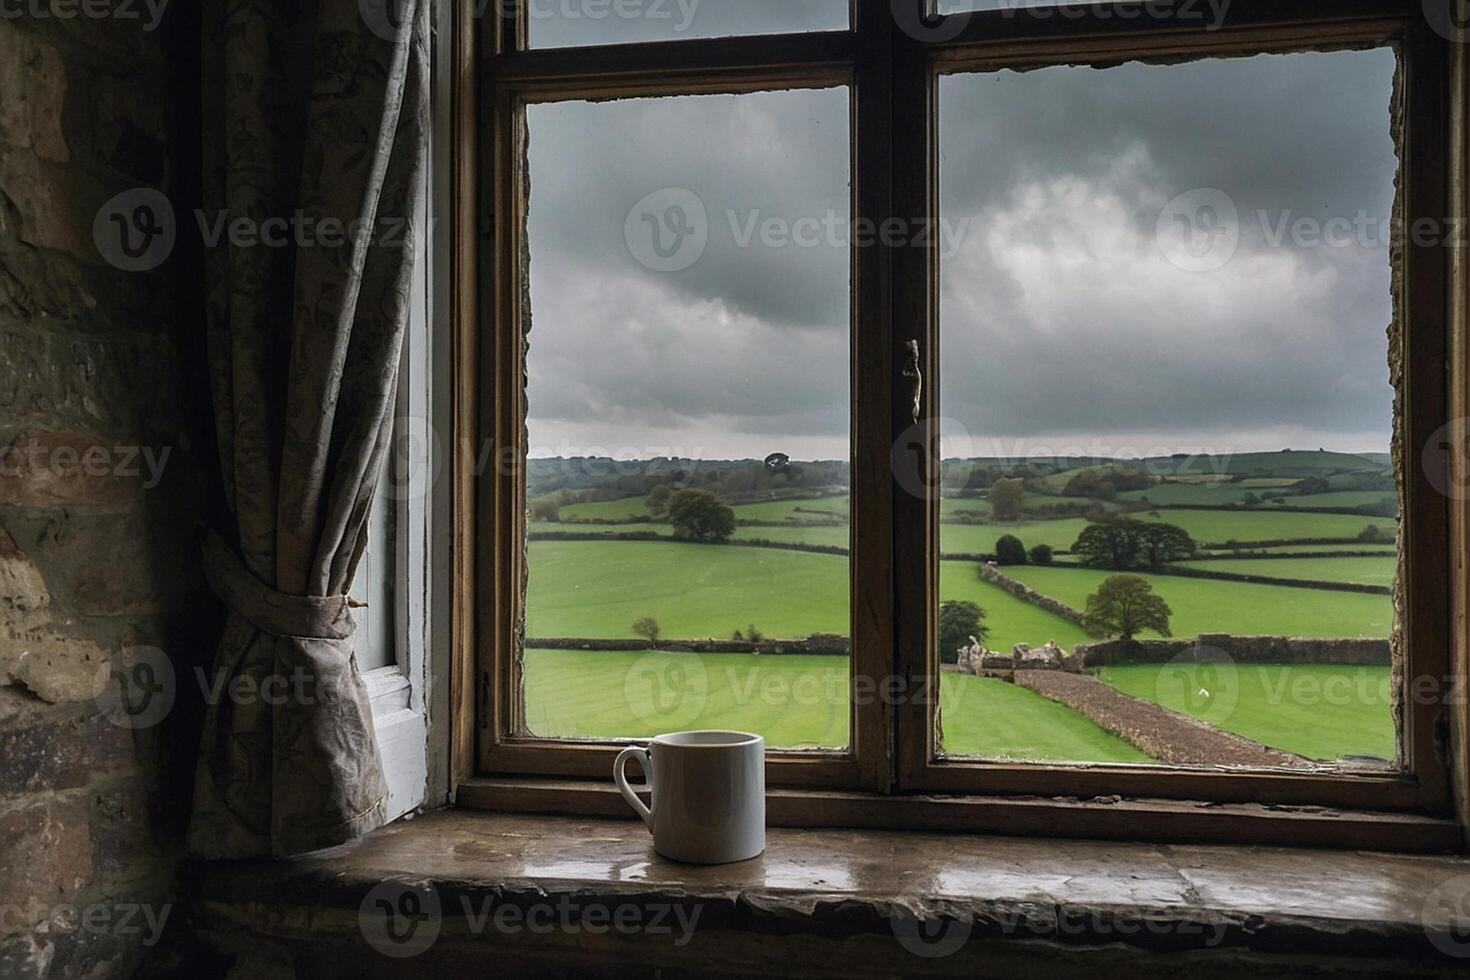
(994, 534), (1028, 565)
(646, 484), (673, 517)
(632, 616), (662, 648)
(939, 600), (988, 665)
(667, 488), (736, 543)
(1072, 518), (1195, 570)
(1083, 575), (1172, 640)
(1139, 522), (1197, 567)
(1359, 524), (1390, 543)
(528, 497), (560, 522)
(1072, 518), (1147, 570)
(989, 477), (1025, 521)
(1028, 543), (1054, 565)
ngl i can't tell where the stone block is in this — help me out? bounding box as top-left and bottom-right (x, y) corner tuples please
(0, 525), (51, 614)
(0, 147), (92, 257)
(0, 707), (135, 795)
(0, 23), (69, 162)
(1, 624), (111, 704)
(0, 796), (94, 914)
(0, 429), (152, 510)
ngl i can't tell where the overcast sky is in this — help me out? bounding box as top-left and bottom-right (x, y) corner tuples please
(524, 46), (1399, 462)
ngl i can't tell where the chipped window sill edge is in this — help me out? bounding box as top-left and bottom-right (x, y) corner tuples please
(186, 811), (1470, 969)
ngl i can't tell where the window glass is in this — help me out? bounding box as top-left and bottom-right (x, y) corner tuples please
(935, 49), (1401, 768)
(528, 0), (849, 49)
(522, 88), (853, 748)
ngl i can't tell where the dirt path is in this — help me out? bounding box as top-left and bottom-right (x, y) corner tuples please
(1014, 670), (1312, 769)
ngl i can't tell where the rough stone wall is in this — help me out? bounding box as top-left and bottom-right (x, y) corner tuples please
(0, 8), (210, 979)
(1076, 635), (1392, 668)
(977, 563), (1090, 629)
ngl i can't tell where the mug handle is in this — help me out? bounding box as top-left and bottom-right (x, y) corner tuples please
(613, 745), (654, 831)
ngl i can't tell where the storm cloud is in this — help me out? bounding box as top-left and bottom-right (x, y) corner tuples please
(524, 45), (1399, 461)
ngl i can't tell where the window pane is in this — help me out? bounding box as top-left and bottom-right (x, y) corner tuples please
(936, 50), (1400, 769)
(522, 89), (852, 748)
(527, 0), (849, 49)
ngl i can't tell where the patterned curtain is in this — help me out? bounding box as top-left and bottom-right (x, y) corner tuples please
(190, 0), (429, 858)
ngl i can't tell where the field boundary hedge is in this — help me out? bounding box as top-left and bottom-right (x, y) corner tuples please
(1048, 560), (1390, 595)
(525, 636), (851, 655)
(1201, 536), (1388, 550)
(1142, 502), (1397, 517)
(1188, 550), (1393, 560)
(1076, 634), (1391, 666)
(529, 531), (1007, 563)
(977, 564), (1093, 630)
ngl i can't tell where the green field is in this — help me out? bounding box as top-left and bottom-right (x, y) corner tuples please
(1135, 450), (1387, 478)
(940, 673), (1152, 762)
(1207, 543), (1396, 555)
(940, 517), (1095, 555)
(1133, 508), (1393, 545)
(523, 649), (1150, 761)
(1175, 556), (1395, 588)
(1098, 663), (1393, 761)
(731, 495), (850, 522)
(940, 562), (1094, 652)
(1279, 491), (1396, 510)
(556, 495), (659, 522)
(525, 540), (1089, 653)
(1004, 565), (1392, 639)
(526, 540), (850, 639)
(1119, 483), (1272, 507)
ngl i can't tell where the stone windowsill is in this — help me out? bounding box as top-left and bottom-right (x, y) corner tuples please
(189, 810), (1470, 976)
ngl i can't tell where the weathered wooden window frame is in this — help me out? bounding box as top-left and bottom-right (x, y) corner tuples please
(450, 0), (1470, 852)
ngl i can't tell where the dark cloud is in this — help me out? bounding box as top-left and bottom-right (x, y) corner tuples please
(525, 45), (1398, 460)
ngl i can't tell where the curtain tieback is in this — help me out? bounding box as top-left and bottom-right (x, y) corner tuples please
(201, 533), (356, 641)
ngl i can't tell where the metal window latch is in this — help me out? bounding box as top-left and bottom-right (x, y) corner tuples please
(903, 340), (922, 425)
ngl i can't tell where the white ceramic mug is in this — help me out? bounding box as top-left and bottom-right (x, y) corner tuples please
(613, 730), (766, 864)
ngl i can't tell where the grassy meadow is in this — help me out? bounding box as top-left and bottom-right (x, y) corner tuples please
(1174, 556), (1395, 587)
(523, 649), (1151, 762)
(1098, 663), (1394, 761)
(525, 449), (1400, 766)
(1004, 564), (1392, 639)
